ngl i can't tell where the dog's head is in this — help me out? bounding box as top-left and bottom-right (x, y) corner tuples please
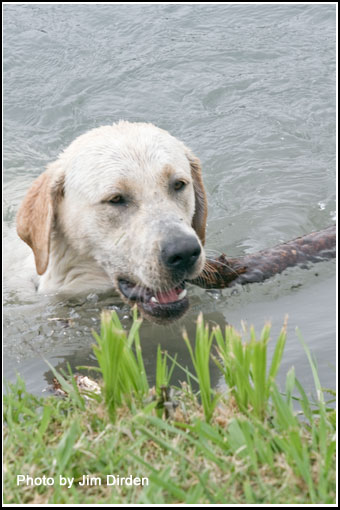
(17, 121), (207, 323)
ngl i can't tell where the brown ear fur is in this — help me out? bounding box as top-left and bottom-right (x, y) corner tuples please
(16, 168), (64, 275)
(187, 154), (208, 245)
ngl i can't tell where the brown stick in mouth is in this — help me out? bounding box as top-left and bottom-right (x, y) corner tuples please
(190, 225), (336, 289)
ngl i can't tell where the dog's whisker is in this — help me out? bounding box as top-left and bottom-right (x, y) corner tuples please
(204, 256), (242, 277)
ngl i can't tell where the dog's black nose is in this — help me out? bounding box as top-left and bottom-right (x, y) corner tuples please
(161, 235), (201, 273)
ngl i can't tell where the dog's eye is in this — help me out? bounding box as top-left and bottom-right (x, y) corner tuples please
(108, 195), (125, 205)
(173, 180), (186, 192)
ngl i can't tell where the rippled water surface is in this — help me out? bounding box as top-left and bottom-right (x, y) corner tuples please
(3, 4), (336, 395)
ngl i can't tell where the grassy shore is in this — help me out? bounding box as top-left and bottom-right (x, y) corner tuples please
(3, 309), (336, 504)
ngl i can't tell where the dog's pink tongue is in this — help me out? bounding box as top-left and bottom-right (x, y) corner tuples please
(156, 288), (180, 304)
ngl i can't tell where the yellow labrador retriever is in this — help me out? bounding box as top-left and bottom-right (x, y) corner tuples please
(17, 121), (207, 323)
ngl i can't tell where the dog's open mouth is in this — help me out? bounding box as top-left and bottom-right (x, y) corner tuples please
(118, 279), (189, 322)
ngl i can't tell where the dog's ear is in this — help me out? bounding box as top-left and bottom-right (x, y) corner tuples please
(16, 165), (64, 275)
(187, 153), (208, 245)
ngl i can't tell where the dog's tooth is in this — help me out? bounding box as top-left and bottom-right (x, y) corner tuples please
(178, 289), (187, 300)
(150, 296), (159, 304)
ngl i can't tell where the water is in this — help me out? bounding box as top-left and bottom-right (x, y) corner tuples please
(3, 4), (336, 397)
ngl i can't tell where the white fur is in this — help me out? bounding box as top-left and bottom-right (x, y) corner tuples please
(14, 121), (207, 299)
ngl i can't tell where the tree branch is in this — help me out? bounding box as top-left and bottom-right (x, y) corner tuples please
(190, 225), (336, 289)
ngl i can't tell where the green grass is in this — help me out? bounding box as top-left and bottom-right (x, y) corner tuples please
(92, 307), (149, 421)
(212, 318), (287, 419)
(182, 312), (220, 422)
(3, 310), (336, 504)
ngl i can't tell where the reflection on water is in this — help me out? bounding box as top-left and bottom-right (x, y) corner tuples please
(4, 299), (229, 395)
